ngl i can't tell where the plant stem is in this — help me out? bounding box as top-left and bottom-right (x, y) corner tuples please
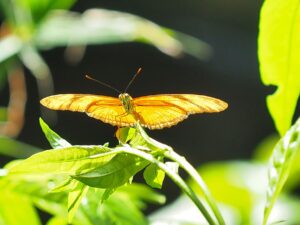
(119, 145), (219, 225)
(165, 150), (226, 225)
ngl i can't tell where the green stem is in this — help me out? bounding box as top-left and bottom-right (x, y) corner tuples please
(119, 145), (218, 225)
(165, 150), (225, 225)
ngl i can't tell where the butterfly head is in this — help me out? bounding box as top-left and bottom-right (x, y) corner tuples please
(119, 93), (134, 113)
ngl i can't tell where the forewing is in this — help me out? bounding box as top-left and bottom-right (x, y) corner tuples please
(133, 94), (228, 129)
(40, 94), (136, 127)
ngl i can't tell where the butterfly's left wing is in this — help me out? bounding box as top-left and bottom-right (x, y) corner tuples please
(133, 94), (228, 129)
(40, 94), (136, 127)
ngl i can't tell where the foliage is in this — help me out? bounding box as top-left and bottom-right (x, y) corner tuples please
(258, 0), (300, 136)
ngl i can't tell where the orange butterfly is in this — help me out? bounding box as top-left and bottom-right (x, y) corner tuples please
(40, 70), (228, 129)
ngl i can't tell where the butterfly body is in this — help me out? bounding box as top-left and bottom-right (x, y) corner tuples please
(40, 93), (228, 129)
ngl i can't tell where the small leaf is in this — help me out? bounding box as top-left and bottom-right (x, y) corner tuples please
(131, 123), (171, 152)
(116, 127), (136, 143)
(74, 153), (149, 189)
(258, 0), (300, 135)
(101, 188), (116, 202)
(39, 118), (71, 148)
(264, 117), (300, 225)
(143, 163), (165, 189)
(68, 182), (89, 223)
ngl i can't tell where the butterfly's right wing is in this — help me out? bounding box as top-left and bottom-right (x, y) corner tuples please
(40, 94), (136, 127)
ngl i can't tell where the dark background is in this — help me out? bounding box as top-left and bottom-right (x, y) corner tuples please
(3, 0), (275, 200)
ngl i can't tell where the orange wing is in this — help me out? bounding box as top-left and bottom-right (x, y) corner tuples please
(133, 94), (228, 129)
(40, 94), (136, 127)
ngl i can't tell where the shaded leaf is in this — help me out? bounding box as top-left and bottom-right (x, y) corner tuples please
(74, 153), (149, 189)
(264, 117), (300, 225)
(39, 117), (71, 149)
(143, 163), (165, 189)
(258, 0), (300, 135)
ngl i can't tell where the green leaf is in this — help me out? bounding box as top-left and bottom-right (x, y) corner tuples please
(46, 217), (68, 225)
(116, 127), (136, 144)
(143, 163), (165, 189)
(80, 187), (149, 225)
(258, 0), (300, 136)
(68, 182), (88, 223)
(8, 145), (117, 176)
(101, 188), (116, 202)
(264, 117), (300, 225)
(0, 136), (41, 158)
(0, 190), (41, 225)
(39, 118), (71, 149)
(74, 153), (149, 189)
(131, 123), (171, 152)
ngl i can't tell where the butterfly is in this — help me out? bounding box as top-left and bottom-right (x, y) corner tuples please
(40, 93), (227, 129)
(40, 69), (228, 129)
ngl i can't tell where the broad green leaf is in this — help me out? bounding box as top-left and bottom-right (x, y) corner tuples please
(0, 190), (41, 225)
(0, 36), (22, 63)
(258, 0), (300, 136)
(68, 183), (88, 223)
(39, 118), (71, 148)
(74, 153), (149, 189)
(8, 145), (117, 176)
(0, 136), (40, 158)
(264, 117), (300, 225)
(143, 163), (165, 189)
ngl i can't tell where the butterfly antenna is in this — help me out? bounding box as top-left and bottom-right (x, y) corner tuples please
(124, 67), (142, 93)
(85, 75), (121, 94)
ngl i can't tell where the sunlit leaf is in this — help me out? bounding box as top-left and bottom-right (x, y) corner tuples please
(74, 153), (149, 189)
(143, 163), (165, 189)
(0, 190), (41, 225)
(0, 136), (40, 158)
(258, 0), (300, 136)
(116, 127), (136, 144)
(39, 117), (71, 149)
(68, 182), (88, 223)
(264, 117), (300, 225)
(8, 145), (117, 176)
(46, 216), (68, 225)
